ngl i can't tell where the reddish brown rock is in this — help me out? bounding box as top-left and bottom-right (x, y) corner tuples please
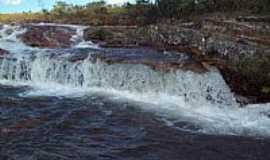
(20, 25), (76, 48)
(88, 48), (208, 73)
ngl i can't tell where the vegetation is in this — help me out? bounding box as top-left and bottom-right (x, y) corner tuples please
(235, 55), (270, 95)
(0, 0), (269, 25)
(157, 0), (270, 18)
(0, 12), (44, 23)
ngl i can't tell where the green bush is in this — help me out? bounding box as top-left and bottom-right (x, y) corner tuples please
(125, 2), (160, 25)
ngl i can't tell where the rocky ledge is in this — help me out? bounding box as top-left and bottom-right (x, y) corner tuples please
(84, 15), (270, 103)
(19, 24), (76, 48)
(42, 47), (207, 73)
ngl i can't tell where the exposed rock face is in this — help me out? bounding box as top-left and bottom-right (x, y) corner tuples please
(201, 18), (270, 103)
(20, 25), (76, 48)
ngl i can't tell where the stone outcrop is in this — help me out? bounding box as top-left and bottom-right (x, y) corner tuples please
(20, 25), (76, 48)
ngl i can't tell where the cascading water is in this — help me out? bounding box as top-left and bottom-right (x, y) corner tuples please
(0, 54), (236, 106)
(0, 23), (270, 138)
(0, 24), (30, 52)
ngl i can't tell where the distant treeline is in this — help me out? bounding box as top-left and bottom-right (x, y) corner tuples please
(0, 0), (270, 25)
(157, 0), (270, 17)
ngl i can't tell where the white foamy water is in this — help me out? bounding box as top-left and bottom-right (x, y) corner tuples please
(0, 23), (270, 138)
(0, 24), (31, 52)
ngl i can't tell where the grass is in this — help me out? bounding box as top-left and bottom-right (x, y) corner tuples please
(0, 13), (46, 23)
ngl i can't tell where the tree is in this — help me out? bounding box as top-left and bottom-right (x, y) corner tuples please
(86, 0), (106, 8)
(156, 0), (186, 18)
(136, 0), (150, 5)
(51, 1), (71, 17)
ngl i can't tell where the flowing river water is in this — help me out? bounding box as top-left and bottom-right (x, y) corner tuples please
(0, 23), (270, 160)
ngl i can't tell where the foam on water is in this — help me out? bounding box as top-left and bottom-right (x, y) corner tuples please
(0, 24), (31, 52)
(0, 23), (270, 138)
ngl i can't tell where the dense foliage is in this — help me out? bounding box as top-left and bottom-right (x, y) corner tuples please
(156, 0), (270, 17)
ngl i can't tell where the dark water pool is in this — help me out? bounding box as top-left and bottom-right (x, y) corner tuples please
(0, 85), (270, 160)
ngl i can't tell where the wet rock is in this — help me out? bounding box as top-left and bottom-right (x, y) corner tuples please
(22, 47), (206, 73)
(91, 48), (207, 73)
(0, 48), (9, 57)
(45, 46), (207, 73)
(20, 25), (76, 48)
(13, 117), (47, 130)
(1, 128), (13, 134)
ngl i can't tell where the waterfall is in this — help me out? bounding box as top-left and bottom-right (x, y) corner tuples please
(0, 24), (237, 107)
(0, 54), (237, 107)
(0, 24), (30, 52)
